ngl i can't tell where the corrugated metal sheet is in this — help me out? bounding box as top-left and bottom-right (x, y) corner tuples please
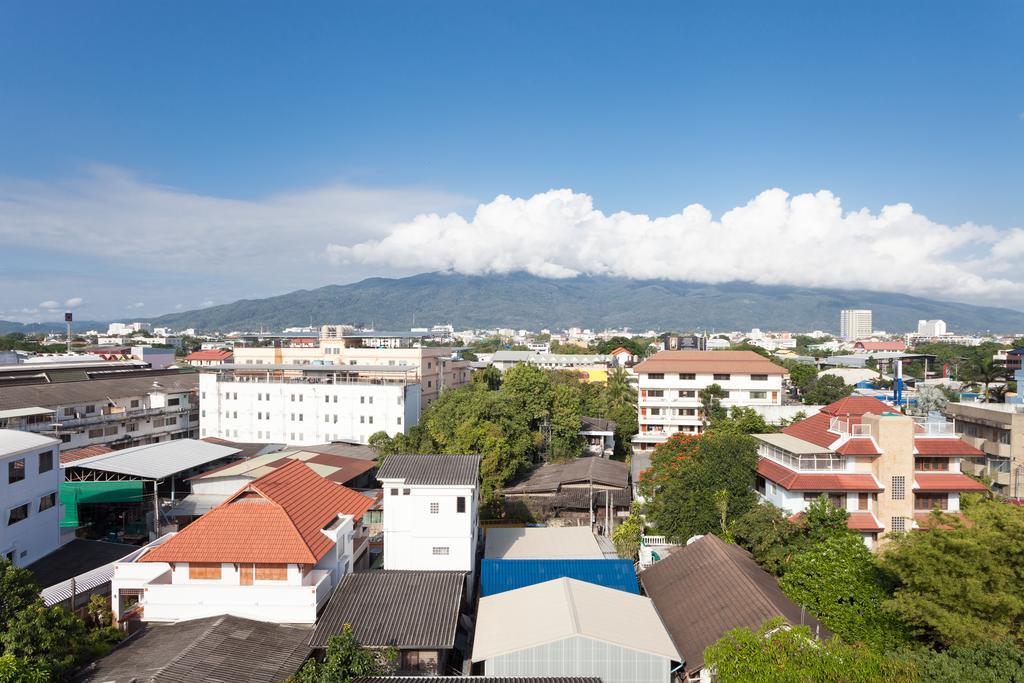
(0, 371), (198, 411)
(65, 439), (240, 480)
(309, 571), (465, 649)
(481, 559), (639, 597)
(356, 679), (601, 683)
(377, 454), (480, 486)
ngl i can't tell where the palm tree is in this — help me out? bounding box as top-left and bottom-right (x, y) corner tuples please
(970, 357), (1004, 403)
(605, 367), (636, 411)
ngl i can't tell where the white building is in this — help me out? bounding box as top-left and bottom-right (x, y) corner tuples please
(379, 454), (480, 572)
(111, 460), (374, 625)
(0, 431), (62, 566)
(107, 322), (152, 336)
(632, 351), (789, 452)
(199, 364), (421, 445)
(917, 319), (948, 337)
(840, 309), (873, 341)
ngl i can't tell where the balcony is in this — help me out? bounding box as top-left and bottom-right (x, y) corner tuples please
(913, 418), (956, 437)
(49, 405), (193, 430)
(829, 417), (872, 437)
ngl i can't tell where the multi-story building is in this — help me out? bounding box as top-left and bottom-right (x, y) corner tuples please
(632, 351), (788, 452)
(490, 351), (613, 375)
(111, 460), (374, 625)
(0, 368), (199, 452)
(378, 454), (480, 573)
(917, 319), (948, 337)
(0, 431), (62, 566)
(755, 397), (987, 548)
(840, 309), (873, 341)
(183, 349), (233, 367)
(198, 364), (421, 445)
(945, 402), (1024, 498)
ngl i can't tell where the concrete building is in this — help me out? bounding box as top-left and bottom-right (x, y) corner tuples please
(840, 309), (873, 341)
(945, 402), (1024, 498)
(490, 351), (613, 377)
(378, 454), (480, 572)
(632, 351), (788, 452)
(183, 349), (233, 367)
(917, 319), (948, 337)
(754, 397), (988, 548)
(111, 461), (374, 625)
(107, 322), (151, 336)
(198, 364), (421, 446)
(0, 431), (62, 566)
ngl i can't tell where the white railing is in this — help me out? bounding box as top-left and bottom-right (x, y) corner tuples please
(642, 535), (669, 546)
(914, 419), (955, 436)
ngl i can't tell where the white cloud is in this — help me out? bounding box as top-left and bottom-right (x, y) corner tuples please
(64, 297), (83, 308)
(200, 300), (215, 308)
(131, 302), (145, 309)
(329, 188), (1024, 307)
(38, 300), (60, 310)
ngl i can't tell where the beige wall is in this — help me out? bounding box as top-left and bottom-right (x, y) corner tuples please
(863, 413), (916, 542)
(945, 403), (1023, 495)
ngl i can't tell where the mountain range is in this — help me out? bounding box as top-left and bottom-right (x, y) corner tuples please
(5, 272), (1024, 336)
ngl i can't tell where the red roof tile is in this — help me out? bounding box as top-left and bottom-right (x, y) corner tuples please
(60, 444), (113, 465)
(834, 438), (880, 456)
(184, 349), (233, 361)
(846, 511), (884, 532)
(141, 460), (374, 564)
(757, 458), (883, 491)
(780, 412), (838, 448)
(635, 351), (788, 375)
(854, 341), (906, 351)
(914, 438), (985, 458)
(914, 473), (988, 492)
(820, 396), (894, 417)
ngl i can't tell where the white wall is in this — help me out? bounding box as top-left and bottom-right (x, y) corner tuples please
(382, 482), (477, 572)
(0, 436), (62, 567)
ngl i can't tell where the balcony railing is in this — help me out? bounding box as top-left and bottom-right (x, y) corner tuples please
(914, 419), (955, 436)
(46, 405), (194, 430)
(829, 417), (872, 437)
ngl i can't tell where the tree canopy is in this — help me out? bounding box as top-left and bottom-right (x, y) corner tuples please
(294, 625), (396, 683)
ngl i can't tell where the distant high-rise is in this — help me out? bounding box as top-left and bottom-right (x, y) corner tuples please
(917, 319), (947, 336)
(840, 309), (872, 340)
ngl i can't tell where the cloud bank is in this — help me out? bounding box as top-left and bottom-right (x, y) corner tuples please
(329, 188), (1024, 307)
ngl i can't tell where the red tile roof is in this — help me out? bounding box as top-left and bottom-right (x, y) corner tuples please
(634, 351), (788, 375)
(854, 341), (906, 351)
(780, 412), (838, 448)
(781, 398), (897, 449)
(914, 438), (985, 458)
(820, 396), (894, 417)
(141, 460), (374, 564)
(914, 473), (988, 492)
(834, 438), (880, 456)
(846, 511), (884, 532)
(184, 349), (233, 361)
(60, 444), (113, 465)
(757, 458), (882, 491)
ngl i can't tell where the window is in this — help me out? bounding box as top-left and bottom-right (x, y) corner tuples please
(254, 563), (288, 581)
(368, 396), (373, 404)
(679, 373), (696, 380)
(38, 451), (53, 474)
(430, 502), (439, 514)
(750, 391), (767, 399)
(397, 417), (402, 425)
(915, 493), (949, 511)
(168, 398), (180, 406)
(8, 504), (28, 525)
(650, 408), (661, 416)
(803, 492), (845, 508)
(751, 374), (768, 381)
(997, 429), (1011, 445)
(457, 496), (466, 513)
(63, 407), (75, 417)
(325, 396), (330, 403)
(85, 405), (96, 414)
(403, 488), (410, 496)
(367, 416), (373, 424)
(647, 390), (664, 398)
(39, 492), (56, 512)
(8, 459), (25, 484)
(324, 415), (330, 423)
(858, 492), (870, 510)
(188, 563), (222, 580)
(432, 546), (450, 556)
(427, 381), (432, 388)
(891, 517), (906, 533)
(891, 476), (906, 500)
(713, 373), (731, 380)
(679, 390), (696, 398)
(755, 476), (766, 495)
(360, 396), (365, 404)
(648, 373), (665, 380)
(360, 416), (365, 424)
(916, 457), (949, 472)
(390, 488), (399, 496)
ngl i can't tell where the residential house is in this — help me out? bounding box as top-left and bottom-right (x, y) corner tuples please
(755, 397), (987, 548)
(0, 430), (62, 566)
(853, 340), (907, 353)
(502, 456), (630, 525)
(472, 577), (680, 683)
(183, 349), (233, 367)
(579, 416), (616, 456)
(639, 534), (828, 683)
(490, 351), (613, 379)
(378, 454), (480, 572)
(632, 351), (788, 452)
(945, 401), (1024, 498)
(110, 460), (374, 625)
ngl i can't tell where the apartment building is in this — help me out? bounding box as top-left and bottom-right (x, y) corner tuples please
(378, 454), (480, 573)
(945, 402), (1024, 498)
(632, 351), (788, 452)
(0, 371), (199, 452)
(0, 431), (62, 566)
(754, 397), (987, 548)
(111, 461), (374, 625)
(198, 364), (421, 446)
(840, 309), (873, 341)
(232, 331), (469, 404)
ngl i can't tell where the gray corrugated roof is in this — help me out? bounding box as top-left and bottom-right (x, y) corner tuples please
(504, 457), (629, 494)
(580, 415), (617, 433)
(79, 615), (311, 682)
(27, 538), (138, 588)
(0, 371), (198, 411)
(356, 679), (601, 682)
(638, 534), (828, 674)
(377, 454), (480, 486)
(65, 439), (241, 479)
(309, 571), (465, 649)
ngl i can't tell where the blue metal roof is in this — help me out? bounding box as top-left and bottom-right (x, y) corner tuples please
(480, 559), (639, 597)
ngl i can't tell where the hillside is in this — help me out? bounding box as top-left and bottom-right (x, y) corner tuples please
(139, 272), (1024, 334)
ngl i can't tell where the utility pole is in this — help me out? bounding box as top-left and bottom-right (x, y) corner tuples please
(65, 311), (73, 353)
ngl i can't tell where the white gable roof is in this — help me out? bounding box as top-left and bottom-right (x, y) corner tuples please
(484, 527), (604, 559)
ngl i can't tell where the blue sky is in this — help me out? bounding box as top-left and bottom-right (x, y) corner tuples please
(1, 1), (1022, 322)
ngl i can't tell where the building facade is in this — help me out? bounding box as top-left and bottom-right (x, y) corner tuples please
(0, 431), (62, 566)
(378, 454), (480, 573)
(840, 309), (873, 340)
(755, 397), (987, 548)
(632, 351), (788, 452)
(198, 365), (421, 445)
(945, 402), (1024, 498)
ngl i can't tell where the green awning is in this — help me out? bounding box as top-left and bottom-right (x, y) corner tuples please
(60, 481), (145, 528)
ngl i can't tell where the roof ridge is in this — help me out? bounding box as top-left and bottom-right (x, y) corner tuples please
(246, 462), (321, 563)
(563, 577), (582, 635)
(704, 537), (786, 618)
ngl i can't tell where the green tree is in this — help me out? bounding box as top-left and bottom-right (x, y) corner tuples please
(802, 494), (856, 545)
(901, 640), (1024, 682)
(704, 618), (916, 683)
(967, 356), (1005, 403)
(644, 430), (759, 543)
(879, 498), (1024, 647)
(785, 361), (818, 395)
(698, 383), (728, 426)
(1, 603), (119, 681)
(501, 364), (553, 426)
(779, 533), (909, 651)
(0, 654), (49, 683)
(708, 406), (774, 435)
(549, 383), (584, 461)
(0, 561), (40, 633)
(471, 365), (502, 390)
(603, 367), (637, 458)
(295, 624), (396, 682)
(612, 503), (644, 560)
(731, 503), (806, 576)
(367, 431), (399, 458)
(802, 374), (854, 405)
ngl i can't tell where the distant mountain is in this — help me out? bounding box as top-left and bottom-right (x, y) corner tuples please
(141, 272), (1024, 334)
(0, 320), (110, 336)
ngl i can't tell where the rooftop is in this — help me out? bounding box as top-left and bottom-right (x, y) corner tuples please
(480, 558), (639, 597)
(26, 538), (138, 589)
(503, 457), (629, 495)
(634, 350), (788, 375)
(377, 453), (481, 486)
(192, 448), (375, 486)
(0, 371), (198, 410)
(580, 415), (617, 433)
(472, 577), (679, 662)
(0, 429), (60, 456)
(639, 534), (827, 674)
(914, 473), (989, 492)
(757, 458), (883, 492)
(309, 570), (465, 649)
(184, 349), (233, 361)
(64, 439), (241, 480)
(484, 527), (605, 560)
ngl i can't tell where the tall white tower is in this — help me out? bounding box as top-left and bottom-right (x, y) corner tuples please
(840, 309), (872, 341)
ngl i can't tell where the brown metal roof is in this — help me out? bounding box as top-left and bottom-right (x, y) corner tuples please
(634, 351), (788, 375)
(0, 371), (198, 411)
(639, 534), (828, 674)
(504, 457), (629, 495)
(310, 570), (466, 649)
(377, 454), (481, 486)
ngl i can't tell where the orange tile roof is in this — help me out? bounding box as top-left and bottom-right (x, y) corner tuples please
(820, 396), (894, 417)
(914, 473), (988, 492)
(854, 341), (906, 351)
(141, 460), (374, 564)
(914, 438), (985, 458)
(634, 351), (788, 375)
(184, 349), (233, 361)
(60, 444), (113, 465)
(846, 511), (884, 532)
(757, 458), (882, 492)
(834, 438), (880, 456)
(780, 412), (838, 448)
